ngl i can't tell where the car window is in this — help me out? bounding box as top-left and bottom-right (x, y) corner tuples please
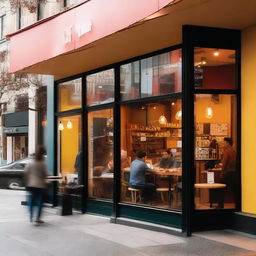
(11, 163), (26, 169)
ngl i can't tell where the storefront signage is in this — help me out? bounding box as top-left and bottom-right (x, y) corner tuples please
(3, 126), (28, 134)
(77, 20), (92, 37)
(64, 26), (72, 44)
(64, 20), (92, 44)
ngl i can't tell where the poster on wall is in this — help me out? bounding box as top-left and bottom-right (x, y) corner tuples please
(195, 123), (204, 135)
(210, 123), (228, 136)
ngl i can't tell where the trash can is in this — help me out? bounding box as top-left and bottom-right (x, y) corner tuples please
(61, 193), (73, 216)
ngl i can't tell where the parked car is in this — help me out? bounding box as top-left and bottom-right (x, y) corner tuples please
(0, 158), (31, 190)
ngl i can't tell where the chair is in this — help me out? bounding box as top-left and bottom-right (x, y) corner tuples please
(128, 187), (142, 203)
(156, 187), (174, 204)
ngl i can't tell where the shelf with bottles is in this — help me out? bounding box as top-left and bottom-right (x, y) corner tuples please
(129, 123), (181, 131)
(130, 126), (181, 138)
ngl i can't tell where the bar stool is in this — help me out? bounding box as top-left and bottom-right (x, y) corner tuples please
(128, 187), (142, 203)
(156, 187), (174, 204)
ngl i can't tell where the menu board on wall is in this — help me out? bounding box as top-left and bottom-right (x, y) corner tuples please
(195, 123), (204, 135)
(196, 123), (228, 136)
(210, 123), (228, 136)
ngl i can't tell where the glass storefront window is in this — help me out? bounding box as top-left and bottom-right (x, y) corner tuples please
(88, 108), (114, 199)
(86, 69), (114, 106)
(57, 115), (82, 185)
(120, 97), (182, 210)
(194, 48), (236, 89)
(58, 78), (82, 111)
(120, 49), (182, 101)
(194, 94), (237, 210)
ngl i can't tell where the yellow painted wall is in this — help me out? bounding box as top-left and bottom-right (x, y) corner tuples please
(195, 95), (231, 133)
(241, 25), (256, 214)
(60, 116), (81, 175)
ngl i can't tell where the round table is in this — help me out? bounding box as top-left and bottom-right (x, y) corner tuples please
(195, 183), (226, 208)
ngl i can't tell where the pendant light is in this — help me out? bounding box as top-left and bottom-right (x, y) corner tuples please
(67, 120), (73, 129)
(205, 107), (213, 119)
(175, 110), (182, 120)
(58, 122), (64, 131)
(213, 49), (220, 56)
(159, 114), (167, 125)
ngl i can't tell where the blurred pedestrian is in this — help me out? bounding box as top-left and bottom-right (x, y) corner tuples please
(24, 145), (49, 224)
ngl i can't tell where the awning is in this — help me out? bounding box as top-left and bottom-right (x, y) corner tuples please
(8, 0), (256, 80)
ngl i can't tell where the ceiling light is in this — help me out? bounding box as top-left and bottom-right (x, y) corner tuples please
(213, 49), (220, 56)
(159, 114), (167, 125)
(67, 120), (73, 129)
(58, 122), (64, 131)
(175, 110), (182, 120)
(201, 57), (207, 65)
(205, 107), (213, 119)
(171, 102), (175, 106)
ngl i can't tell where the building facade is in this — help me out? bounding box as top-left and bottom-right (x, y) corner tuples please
(6, 0), (256, 235)
(0, 0), (48, 165)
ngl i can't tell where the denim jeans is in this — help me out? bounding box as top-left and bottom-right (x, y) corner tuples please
(27, 188), (45, 222)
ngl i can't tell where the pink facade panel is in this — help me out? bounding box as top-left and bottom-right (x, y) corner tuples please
(10, 0), (173, 72)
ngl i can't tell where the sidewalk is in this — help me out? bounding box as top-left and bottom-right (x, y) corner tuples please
(0, 189), (255, 256)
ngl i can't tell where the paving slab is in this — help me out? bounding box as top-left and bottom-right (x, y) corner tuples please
(0, 190), (255, 256)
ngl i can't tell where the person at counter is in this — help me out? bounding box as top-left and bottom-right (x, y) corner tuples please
(157, 149), (178, 169)
(216, 137), (237, 208)
(221, 137), (237, 191)
(129, 151), (156, 203)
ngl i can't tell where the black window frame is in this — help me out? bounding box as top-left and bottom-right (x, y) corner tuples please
(54, 26), (241, 235)
(0, 14), (6, 39)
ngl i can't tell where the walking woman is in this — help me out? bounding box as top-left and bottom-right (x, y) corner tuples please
(24, 145), (49, 224)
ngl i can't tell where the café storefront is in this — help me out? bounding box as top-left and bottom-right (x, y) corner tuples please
(8, 0), (256, 236)
(53, 25), (240, 235)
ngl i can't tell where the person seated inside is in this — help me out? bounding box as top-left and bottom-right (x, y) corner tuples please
(129, 151), (156, 203)
(102, 159), (114, 174)
(157, 149), (178, 169)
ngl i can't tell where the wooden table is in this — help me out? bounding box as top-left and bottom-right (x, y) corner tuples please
(195, 183), (226, 208)
(201, 168), (222, 174)
(154, 168), (182, 205)
(93, 173), (113, 198)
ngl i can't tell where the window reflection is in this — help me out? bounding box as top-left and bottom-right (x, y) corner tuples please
(86, 69), (114, 106)
(120, 98), (182, 210)
(120, 49), (182, 101)
(194, 94), (237, 210)
(88, 109), (114, 199)
(58, 78), (82, 111)
(194, 48), (236, 89)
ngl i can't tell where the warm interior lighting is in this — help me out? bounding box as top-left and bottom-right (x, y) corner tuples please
(201, 57), (207, 65)
(205, 107), (213, 119)
(159, 114), (167, 125)
(67, 120), (73, 129)
(106, 117), (113, 127)
(171, 102), (175, 106)
(58, 122), (64, 131)
(175, 110), (182, 120)
(213, 49), (220, 56)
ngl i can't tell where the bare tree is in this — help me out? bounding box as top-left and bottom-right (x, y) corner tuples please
(0, 49), (44, 114)
(9, 0), (48, 13)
